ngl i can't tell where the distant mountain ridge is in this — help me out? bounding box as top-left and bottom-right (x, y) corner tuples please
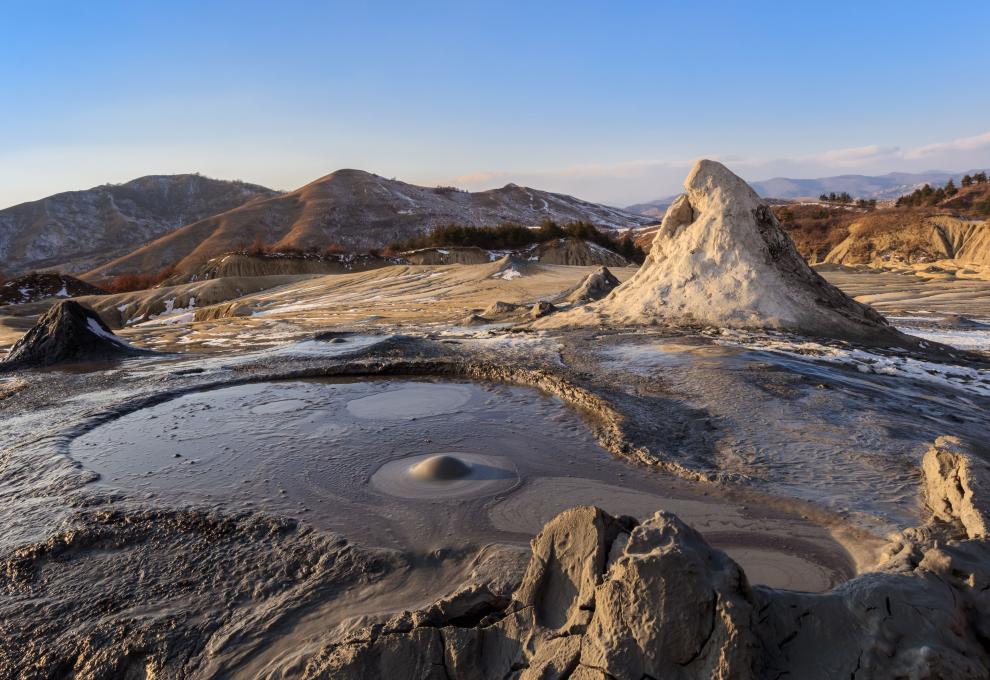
(625, 169), (990, 217)
(750, 169), (990, 200)
(89, 169), (653, 277)
(0, 175), (278, 276)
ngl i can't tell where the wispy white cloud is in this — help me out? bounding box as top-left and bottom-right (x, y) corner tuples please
(814, 144), (900, 164)
(441, 131), (990, 206)
(904, 130), (990, 159)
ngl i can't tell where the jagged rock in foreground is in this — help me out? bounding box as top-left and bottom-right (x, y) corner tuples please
(559, 265), (621, 303)
(923, 435), (990, 538)
(1, 300), (145, 368)
(304, 507), (757, 679)
(306, 436), (990, 679)
(549, 160), (896, 341)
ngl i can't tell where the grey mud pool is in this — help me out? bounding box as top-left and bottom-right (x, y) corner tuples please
(71, 376), (863, 592)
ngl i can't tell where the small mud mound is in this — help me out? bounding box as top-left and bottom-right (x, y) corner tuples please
(403, 246), (492, 265)
(559, 265), (621, 303)
(483, 300), (521, 317)
(2, 300), (144, 368)
(941, 313), (990, 330)
(373, 452), (518, 499)
(409, 454), (472, 480)
(530, 300), (557, 319)
(529, 237), (629, 266)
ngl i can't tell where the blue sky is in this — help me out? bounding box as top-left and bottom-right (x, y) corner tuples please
(2, 1), (989, 208)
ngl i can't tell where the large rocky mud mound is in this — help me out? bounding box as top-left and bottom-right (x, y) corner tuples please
(1, 300), (145, 368)
(552, 160), (896, 341)
(308, 436), (990, 680)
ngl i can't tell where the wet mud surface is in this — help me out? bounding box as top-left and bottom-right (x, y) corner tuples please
(70, 377), (854, 592)
(1, 327), (986, 677)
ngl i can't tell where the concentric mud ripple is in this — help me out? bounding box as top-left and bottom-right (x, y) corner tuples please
(67, 376), (861, 591)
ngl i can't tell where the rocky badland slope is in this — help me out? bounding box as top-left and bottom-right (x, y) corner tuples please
(548, 160), (895, 341)
(824, 214), (990, 268)
(0, 175), (277, 276)
(87, 170), (652, 278)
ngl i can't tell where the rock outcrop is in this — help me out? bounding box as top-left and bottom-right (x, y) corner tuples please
(1, 300), (144, 368)
(549, 160), (896, 341)
(304, 507), (757, 679)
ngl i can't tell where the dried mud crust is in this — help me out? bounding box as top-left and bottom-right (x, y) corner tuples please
(0, 507), (397, 678)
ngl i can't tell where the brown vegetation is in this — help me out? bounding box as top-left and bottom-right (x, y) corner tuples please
(776, 182), (990, 264)
(774, 205), (860, 263)
(105, 262), (179, 293)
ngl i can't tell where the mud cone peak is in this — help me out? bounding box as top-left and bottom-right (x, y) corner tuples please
(2, 300), (145, 369)
(552, 159), (895, 341)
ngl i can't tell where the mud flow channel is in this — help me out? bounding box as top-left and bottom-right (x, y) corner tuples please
(70, 377), (858, 592)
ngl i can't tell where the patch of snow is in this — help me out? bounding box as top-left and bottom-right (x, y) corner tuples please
(85, 318), (131, 346)
(264, 335), (389, 358)
(134, 311), (194, 327)
(715, 330), (990, 398)
(897, 327), (990, 352)
(55, 286), (69, 297)
(491, 268), (522, 281)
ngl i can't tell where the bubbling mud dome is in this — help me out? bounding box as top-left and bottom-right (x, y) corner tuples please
(373, 452), (518, 499)
(70, 377), (862, 592)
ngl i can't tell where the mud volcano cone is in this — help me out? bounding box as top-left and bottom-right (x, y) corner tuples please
(2, 300), (144, 368)
(561, 160), (895, 341)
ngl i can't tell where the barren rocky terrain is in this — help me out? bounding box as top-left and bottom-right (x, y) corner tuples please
(1, 161), (989, 678)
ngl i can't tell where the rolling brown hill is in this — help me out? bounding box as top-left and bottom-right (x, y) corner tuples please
(0, 174), (278, 276)
(86, 169), (652, 278)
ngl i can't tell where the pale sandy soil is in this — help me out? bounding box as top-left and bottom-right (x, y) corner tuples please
(818, 264), (990, 318)
(4, 262), (990, 353)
